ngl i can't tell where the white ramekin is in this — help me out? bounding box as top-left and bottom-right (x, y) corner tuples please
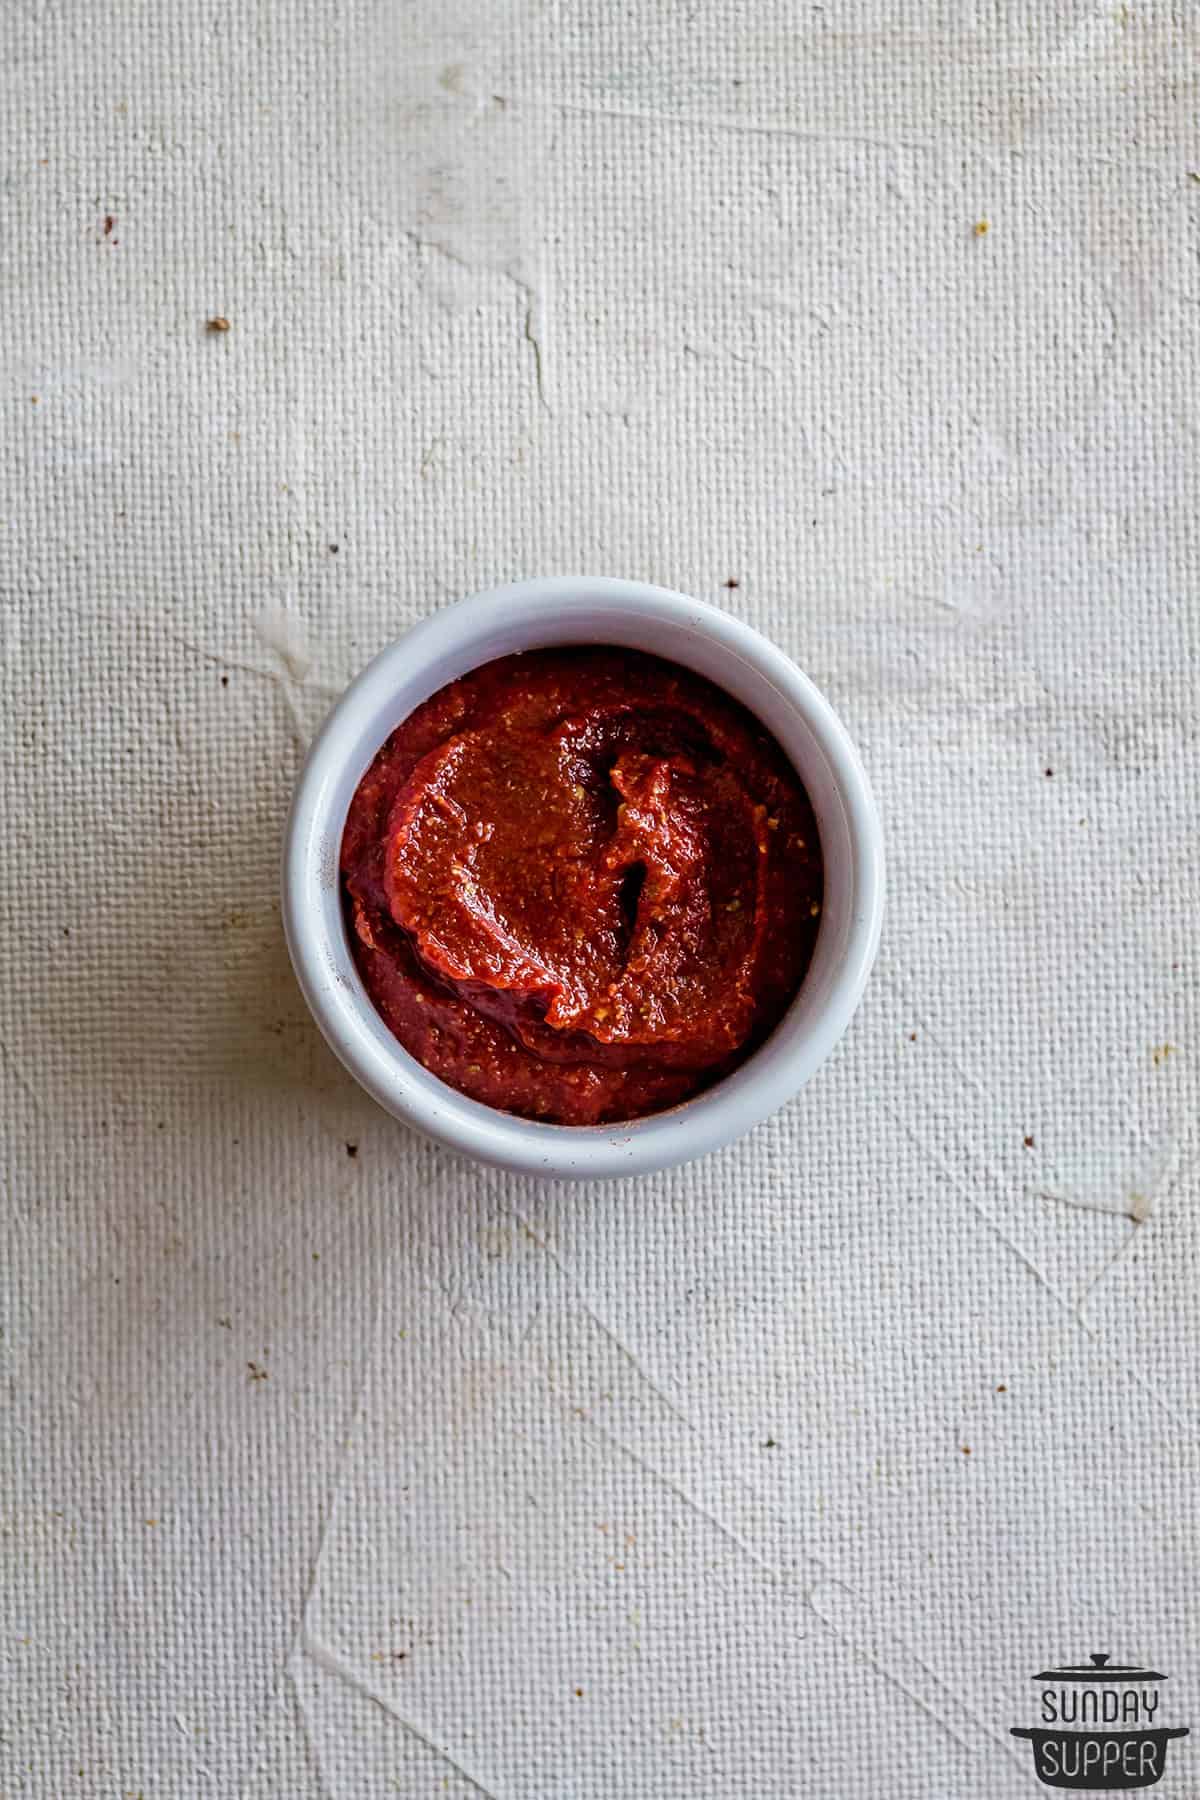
(282, 577), (883, 1179)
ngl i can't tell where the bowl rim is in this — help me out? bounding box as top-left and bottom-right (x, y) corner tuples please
(282, 576), (884, 1179)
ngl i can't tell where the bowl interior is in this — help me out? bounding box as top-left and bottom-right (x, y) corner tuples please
(284, 580), (882, 1177)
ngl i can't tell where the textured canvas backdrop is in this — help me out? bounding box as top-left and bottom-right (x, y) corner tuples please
(2, 1), (1198, 1794)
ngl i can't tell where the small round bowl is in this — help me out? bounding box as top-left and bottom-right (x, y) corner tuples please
(282, 577), (883, 1179)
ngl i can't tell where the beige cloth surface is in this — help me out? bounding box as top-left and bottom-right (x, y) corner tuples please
(2, 2), (1198, 1794)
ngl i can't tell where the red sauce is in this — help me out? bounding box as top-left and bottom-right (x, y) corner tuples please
(341, 648), (822, 1125)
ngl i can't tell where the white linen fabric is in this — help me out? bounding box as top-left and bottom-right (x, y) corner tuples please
(2, 2), (1197, 1794)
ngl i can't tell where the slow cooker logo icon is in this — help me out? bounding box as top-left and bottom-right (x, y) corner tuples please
(1011, 1652), (1189, 1790)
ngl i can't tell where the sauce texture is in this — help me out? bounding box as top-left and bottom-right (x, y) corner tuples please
(341, 648), (822, 1125)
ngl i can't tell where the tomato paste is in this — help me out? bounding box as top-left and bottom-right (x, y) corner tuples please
(341, 648), (822, 1125)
